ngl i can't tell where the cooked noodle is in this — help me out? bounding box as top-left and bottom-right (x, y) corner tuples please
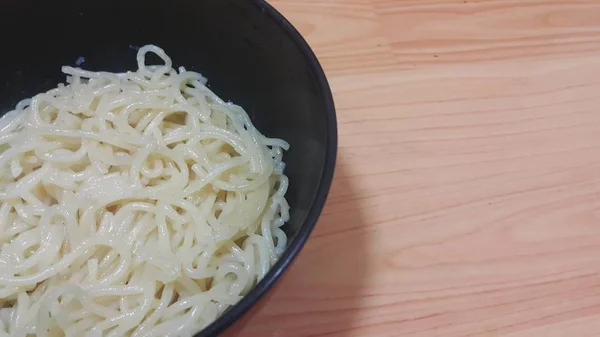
(0, 45), (290, 337)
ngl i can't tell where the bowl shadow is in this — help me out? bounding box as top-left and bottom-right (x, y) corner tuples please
(231, 153), (369, 337)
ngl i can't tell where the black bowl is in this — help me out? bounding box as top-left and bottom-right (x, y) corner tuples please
(0, 0), (337, 335)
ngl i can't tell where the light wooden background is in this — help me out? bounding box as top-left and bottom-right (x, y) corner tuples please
(237, 1), (600, 336)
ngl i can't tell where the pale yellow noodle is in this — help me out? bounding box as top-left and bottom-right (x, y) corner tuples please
(0, 44), (289, 337)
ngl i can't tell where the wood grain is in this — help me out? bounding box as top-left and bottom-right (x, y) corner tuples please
(236, 1), (600, 336)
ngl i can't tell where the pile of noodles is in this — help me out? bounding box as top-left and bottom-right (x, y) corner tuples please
(0, 45), (289, 337)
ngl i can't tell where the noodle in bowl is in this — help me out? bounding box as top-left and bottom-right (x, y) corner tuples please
(0, 45), (290, 336)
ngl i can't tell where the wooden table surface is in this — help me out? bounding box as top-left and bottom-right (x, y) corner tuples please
(238, 1), (600, 336)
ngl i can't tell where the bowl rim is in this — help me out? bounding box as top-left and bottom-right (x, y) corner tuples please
(196, 0), (337, 336)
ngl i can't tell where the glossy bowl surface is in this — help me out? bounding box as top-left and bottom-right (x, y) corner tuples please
(0, 0), (337, 335)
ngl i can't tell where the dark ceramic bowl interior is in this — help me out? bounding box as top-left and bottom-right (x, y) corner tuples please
(0, 0), (337, 335)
